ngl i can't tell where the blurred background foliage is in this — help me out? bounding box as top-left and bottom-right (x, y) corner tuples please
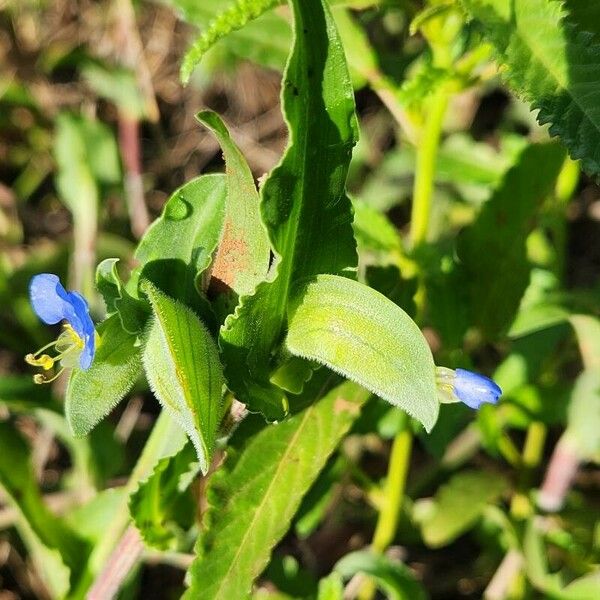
(0, 0), (599, 599)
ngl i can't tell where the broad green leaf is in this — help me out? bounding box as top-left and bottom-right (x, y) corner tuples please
(458, 142), (566, 338)
(334, 551), (427, 600)
(129, 442), (199, 550)
(286, 274), (438, 431)
(131, 174), (227, 306)
(0, 422), (87, 588)
(509, 303), (570, 338)
(66, 314), (142, 437)
(415, 470), (507, 547)
(219, 0), (359, 419)
(96, 258), (149, 333)
(196, 110), (270, 310)
(460, 0), (600, 175)
(565, 370), (600, 459)
(142, 282), (224, 473)
(183, 377), (370, 599)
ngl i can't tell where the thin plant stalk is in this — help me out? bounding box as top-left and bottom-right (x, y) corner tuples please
(359, 82), (449, 600)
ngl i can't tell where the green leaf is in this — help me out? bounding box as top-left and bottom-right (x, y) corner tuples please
(82, 62), (148, 120)
(460, 0), (600, 175)
(142, 282), (224, 474)
(0, 421), (87, 588)
(167, 0), (291, 73)
(196, 110), (270, 312)
(564, 0), (600, 39)
(183, 377), (370, 599)
(131, 174), (227, 306)
(219, 0), (359, 419)
(65, 488), (127, 544)
(96, 258), (149, 333)
(334, 551), (427, 600)
(181, 0), (280, 82)
(66, 314), (143, 437)
(415, 470), (507, 547)
(458, 142), (566, 338)
(286, 274), (438, 431)
(129, 442), (199, 550)
(562, 572), (600, 600)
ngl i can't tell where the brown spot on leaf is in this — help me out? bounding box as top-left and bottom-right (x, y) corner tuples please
(210, 220), (249, 293)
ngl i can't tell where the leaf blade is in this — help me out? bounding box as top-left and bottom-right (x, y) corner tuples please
(142, 282), (224, 473)
(286, 274), (438, 431)
(183, 377), (370, 599)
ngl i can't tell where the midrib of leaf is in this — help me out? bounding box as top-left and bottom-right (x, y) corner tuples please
(211, 403), (312, 599)
(155, 303), (210, 459)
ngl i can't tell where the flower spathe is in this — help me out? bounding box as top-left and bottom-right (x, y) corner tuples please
(26, 274), (95, 382)
(436, 366), (502, 409)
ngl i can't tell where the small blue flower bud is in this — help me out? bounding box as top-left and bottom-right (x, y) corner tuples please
(435, 367), (502, 409)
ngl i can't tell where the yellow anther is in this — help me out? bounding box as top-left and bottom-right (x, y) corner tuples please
(25, 353), (55, 370)
(26, 325), (83, 384)
(33, 368), (65, 385)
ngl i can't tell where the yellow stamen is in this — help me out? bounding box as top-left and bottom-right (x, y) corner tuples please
(25, 353), (55, 370)
(33, 367), (65, 385)
(26, 324), (85, 384)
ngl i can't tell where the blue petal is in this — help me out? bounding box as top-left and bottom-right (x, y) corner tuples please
(29, 274), (78, 326)
(29, 274), (96, 370)
(66, 291), (95, 370)
(454, 369), (502, 410)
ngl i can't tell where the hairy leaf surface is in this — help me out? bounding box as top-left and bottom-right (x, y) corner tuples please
(461, 0), (600, 174)
(219, 0), (359, 419)
(142, 282), (224, 473)
(286, 274), (438, 431)
(66, 314), (142, 436)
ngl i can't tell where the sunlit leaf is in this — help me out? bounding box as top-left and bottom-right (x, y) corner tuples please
(142, 282), (224, 473)
(183, 376), (370, 599)
(219, 0), (359, 419)
(66, 314), (142, 437)
(286, 274), (438, 431)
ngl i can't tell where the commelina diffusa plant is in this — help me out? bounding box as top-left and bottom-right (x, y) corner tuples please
(3, 0), (600, 598)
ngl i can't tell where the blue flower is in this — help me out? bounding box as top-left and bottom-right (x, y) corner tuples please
(26, 274), (95, 382)
(436, 367), (502, 409)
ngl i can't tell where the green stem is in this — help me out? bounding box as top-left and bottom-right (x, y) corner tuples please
(371, 427), (413, 551)
(410, 89), (449, 248)
(69, 410), (186, 599)
(359, 420), (412, 600)
(511, 421), (546, 519)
